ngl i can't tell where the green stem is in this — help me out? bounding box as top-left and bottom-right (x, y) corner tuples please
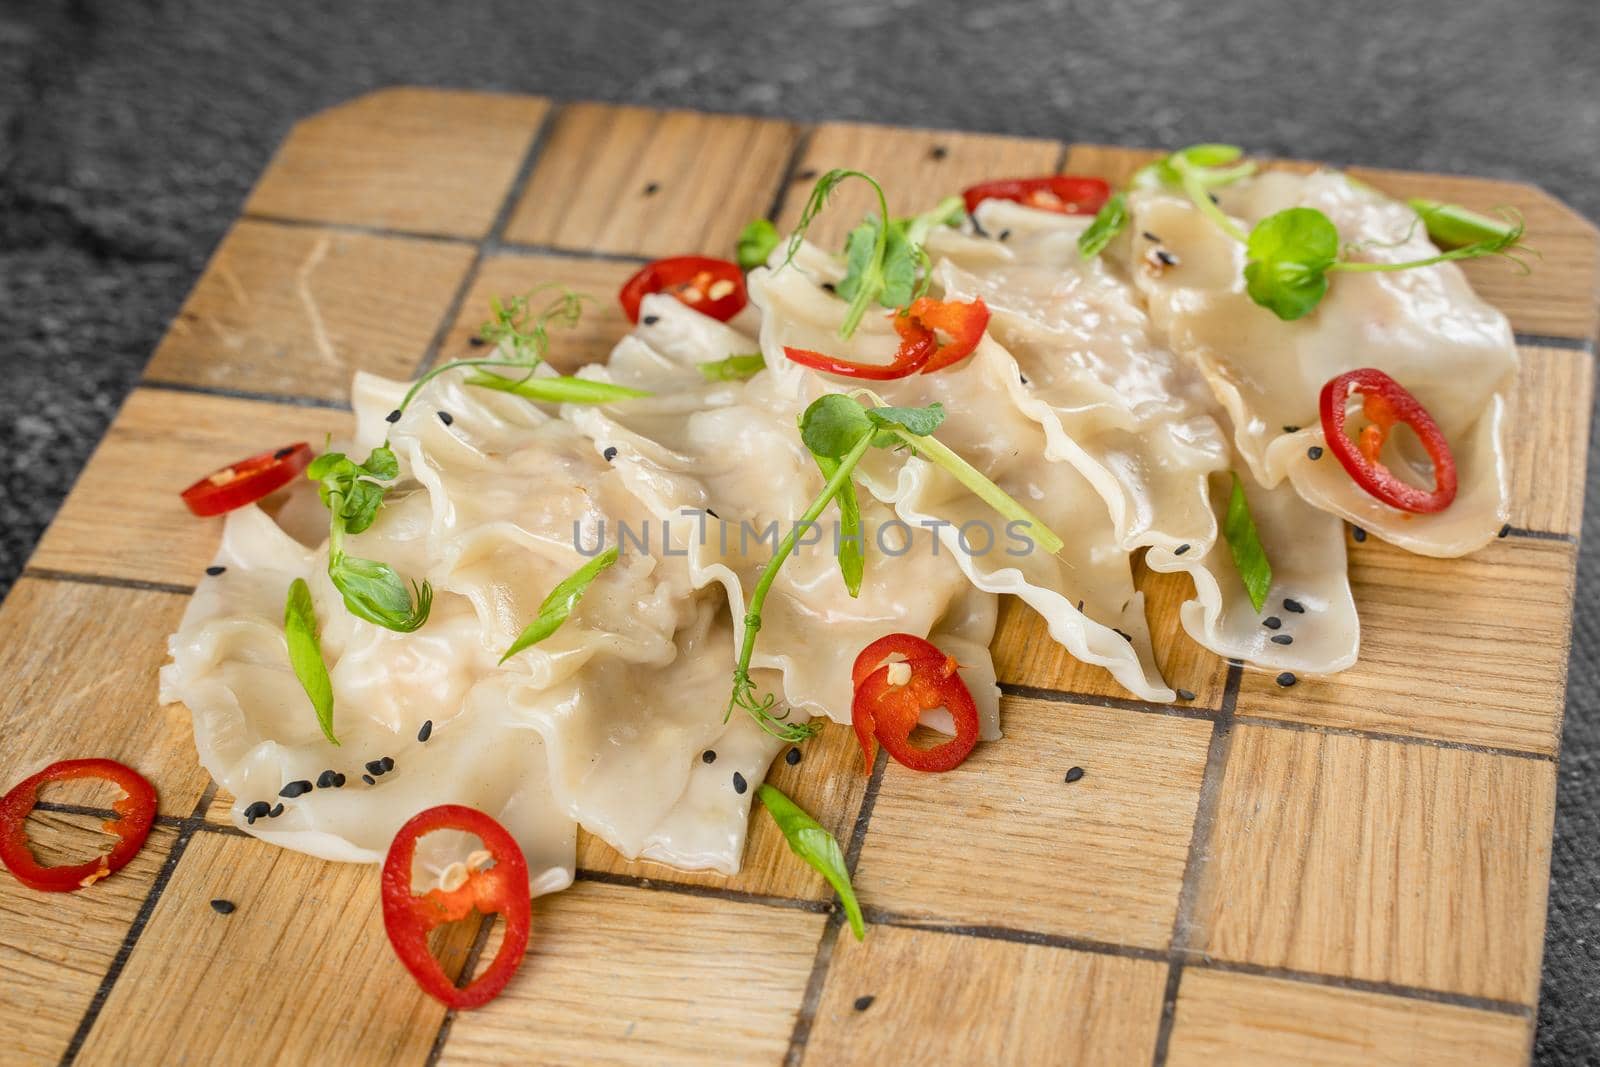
(839, 174), (892, 340)
(892, 430), (1065, 555)
(396, 355), (541, 414)
(1326, 246), (1487, 273)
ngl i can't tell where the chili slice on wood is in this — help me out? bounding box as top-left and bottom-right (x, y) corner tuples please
(381, 804), (532, 1010)
(180, 442), (313, 517)
(0, 759), (158, 892)
(1318, 368), (1458, 514)
(619, 256), (746, 324)
(961, 176), (1111, 216)
(784, 297), (989, 380)
(850, 634), (980, 773)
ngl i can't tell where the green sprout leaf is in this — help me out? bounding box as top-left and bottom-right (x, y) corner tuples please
(813, 452), (864, 598)
(758, 784), (865, 940)
(1243, 207), (1341, 321)
(283, 578), (337, 746)
(1222, 473), (1272, 613)
(500, 547), (619, 664)
(1406, 199), (1520, 251)
(736, 218), (780, 271)
(464, 370), (651, 405)
(1078, 193), (1129, 259)
(697, 352), (766, 382)
(328, 555), (433, 633)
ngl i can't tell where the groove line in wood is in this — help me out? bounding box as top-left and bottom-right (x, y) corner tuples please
(763, 126), (816, 223)
(1513, 332), (1596, 353)
(139, 379), (353, 412)
(236, 212), (478, 247)
(20, 568), (197, 598)
(423, 914), (500, 1067)
(574, 868), (834, 915)
(487, 241), (652, 264)
(1231, 715), (1558, 761)
(999, 681), (1219, 718)
(1186, 955), (1534, 1018)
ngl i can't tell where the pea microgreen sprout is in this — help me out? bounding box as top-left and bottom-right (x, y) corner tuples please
(727, 392), (1066, 740)
(1079, 144), (1254, 258)
(782, 169), (964, 339)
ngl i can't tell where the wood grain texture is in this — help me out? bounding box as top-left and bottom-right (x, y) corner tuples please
(73, 828), (476, 1067)
(993, 559), (1231, 709)
(28, 388), (346, 587)
(1166, 969), (1532, 1067)
(0, 816), (177, 1067)
(145, 220), (475, 402)
(805, 924), (1166, 1067)
(506, 103), (800, 257)
(1062, 143), (1599, 340)
(246, 88), (550, 238)
(1191, 725), (1555, 1004)
(775, 122), (1062, 249)
(440, 880), (823, 1067)
(578, 722), (868, 902)
(1510, 345), (1593, 536)
(0, 578), (209, 819)
(1237, 536), (1575, 754)
(433, 252), (641, 375)
(855, 695), (1211, 948)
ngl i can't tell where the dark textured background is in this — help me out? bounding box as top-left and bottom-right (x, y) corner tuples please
(2, 0), (1596, 1059)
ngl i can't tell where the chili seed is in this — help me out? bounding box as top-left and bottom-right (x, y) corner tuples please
(267, 803), (285, 818)
(1352, 526), (1367, 543)
(603, 446), (619, 462)
(1176, 689), (1196, 701)
(437, 411), (454, 426)
(854, 995), (876, 1012)
(1263, 616), (1282, 630)
(1064, 766), (1085, 783)
(642, 315), (660, 326)
(1174, 543), (1190, 556)
(279, 780), (313, 799)
(1283, 598), (1305, 613)
(385, 409), (402, 424)
(1498, 523), (1511, 538)
(786, 748), (802, 766)
(1307, 446), (1323, 460)
(702, 750), (717, 764)
(243, 801), (271, 824)
(1271, 634), (1294, 645)
(209, 899), (236, 915)
(361, 774), (376, 786)
(732, 772), (748, 795)
(417, 720), (433, 743)
(1276, 672), (1297, 688)
(205, 565), (226, 576)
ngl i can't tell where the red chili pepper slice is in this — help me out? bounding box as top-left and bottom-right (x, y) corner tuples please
(381, 804), (532, 1010)
(618, 256), (747, 324)
(1318, 368), (1458, 514)
(180, 442), (313, 517)
(784, 297), (989, 380)
(850, 634), (980, 773)
(0, 759), (158, 892)
(961, 176), (1111, 216)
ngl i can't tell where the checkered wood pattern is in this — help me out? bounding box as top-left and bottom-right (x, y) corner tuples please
(2, 88), (1593, 1067)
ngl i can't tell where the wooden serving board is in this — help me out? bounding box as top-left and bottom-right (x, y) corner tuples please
(2, 88), (1595, 1067)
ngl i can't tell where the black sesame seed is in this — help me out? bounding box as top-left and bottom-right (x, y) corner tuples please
(1077, 600), (1085, 613)
(1271, 634), (1294, 645)
(854, 995), (876, 1012)
(821, 281), (837, 293)
(361, 774), (376, 786)
(1176, 689), (1197, 702)
(1019, 374), (1029, 385)
(1142, 231), (1160, 243)
(380, 756), (395, 773)
(1064, 766), (1085, 783)
(929, 144), (948, 160)
(1498, 523), (1511, 538)
(785, 747), (802, 766)
(1307, 446), (1324, 460)
(316, 769), (339, 789)
(797, 169), (818, 181)
(1174, 543), (1190, 556)
(1276, 671), (1297, 688)
(274, 446), (295, 460)
(1283, 598), (1306, 614)
(279, 780), (313, 799)
(417, 720), (433, 743)
(209, 899), (236, 915)
(365, 759), (385, 775)
(205, 565), (227, 576)
(643, 181), (660, 195)
(1352, 526), (1367, 543)
(1208, 193), (1220, 204)
(268, 803), (285, 818)
(1155, 249), (1177, 266)
(998, 229), (1012, 242)
(385, 409), (402, 424)
(1113, 628), (1133, 642)
(732, 772), (748, 795)
(243, 801), (271, 824)
(969, 213), (988, 238)
(603, 446), (618, 462)
(706, 508), (720, 519)
(468, 335), (488, 348)
(1283, 425), (1300, 434)
(642, 315), (660, 326)
(437, 411), (454, 427)
(702, 750), (717, 764)
(1263, 616), (1282, 630)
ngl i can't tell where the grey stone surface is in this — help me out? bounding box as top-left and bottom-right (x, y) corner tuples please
(1, 0), (1595, 1059)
